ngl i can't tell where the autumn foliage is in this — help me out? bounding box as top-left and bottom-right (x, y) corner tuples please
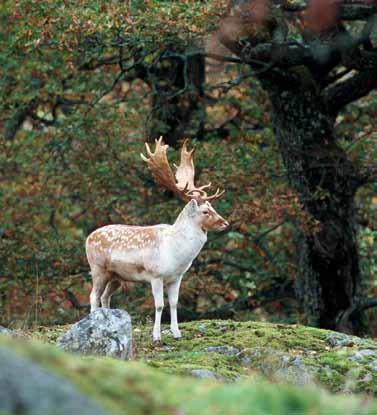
(1, 0), (377, 332)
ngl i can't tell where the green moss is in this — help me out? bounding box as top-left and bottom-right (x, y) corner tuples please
(317, 366), (344, 391)
(134, 320), (330, 355)
(146, 351), (245, 380)
(25, 319), (377, 395)
(1, 336), (377, 415)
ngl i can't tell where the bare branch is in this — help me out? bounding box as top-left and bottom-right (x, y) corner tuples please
(324, 67), (377, 115)
(205, 53), (243, 64)
(340, 2), (377, 20)
(320, 67), (353, 88)
(64, 289), (90, 311)
(242, 41), (314, 67)
(282, 0), (377, 20)
(337, 297), (377, 330)
(3, 101), (36, 140)
(79, 55), (119, 71)
(218, 2), (377, 78)
(90, 70), (126, 108)
(29, 112), (57, 126)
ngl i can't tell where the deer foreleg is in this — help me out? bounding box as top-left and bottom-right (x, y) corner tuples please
(167, 276), (182, 339)
(151, 278), (164, 342)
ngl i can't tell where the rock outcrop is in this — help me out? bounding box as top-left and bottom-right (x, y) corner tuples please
(1, 335), (377, 415)
(133, 320), (377, 395)
(0, 325), (12, 336)
(30, 319), (377, 395)
(57, 309), (132, 359)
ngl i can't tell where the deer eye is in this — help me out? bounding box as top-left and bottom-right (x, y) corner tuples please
(203, 210), (209, 215)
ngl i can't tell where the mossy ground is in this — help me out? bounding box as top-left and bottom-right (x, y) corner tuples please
(24, 319), (377, 395)
(1, 334), (377, 415)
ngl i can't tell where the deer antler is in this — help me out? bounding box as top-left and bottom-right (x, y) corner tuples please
(141, 136), (225, 203)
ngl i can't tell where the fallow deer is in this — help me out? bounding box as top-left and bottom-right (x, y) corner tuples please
(86, 137), (228, 341)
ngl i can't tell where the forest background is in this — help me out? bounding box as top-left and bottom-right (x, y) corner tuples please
(1, 0), (377, 335)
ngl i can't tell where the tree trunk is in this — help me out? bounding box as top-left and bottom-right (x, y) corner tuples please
(259, 74), (362, 333)
(147, 51), (205, 147)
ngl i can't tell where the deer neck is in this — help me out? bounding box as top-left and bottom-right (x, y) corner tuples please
(169, 211), (207, 253)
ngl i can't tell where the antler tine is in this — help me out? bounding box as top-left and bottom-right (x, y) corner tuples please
(175, 138), (196, 193)
(141, 137), (166, 161)
(182, 138), (195, 155)
(154, 136), (165, 150)
(142, 137), (225, 204)
(146, 142), (152, 156)
(141, 137), (192, 201)
(201, 188), (225, 202)
(185, 183), (211, 198)
(196, 183), (212, 192)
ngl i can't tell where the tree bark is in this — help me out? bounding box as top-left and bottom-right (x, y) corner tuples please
(259, 73), (362, 332)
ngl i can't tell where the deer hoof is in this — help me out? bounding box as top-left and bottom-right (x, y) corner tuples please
(171, 329), (182, 339)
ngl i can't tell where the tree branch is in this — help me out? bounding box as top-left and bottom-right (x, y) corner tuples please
(64, 289), (90, 311)
(320, 68), (353, 88)
(340, 2), (377, 20)
(337, 297), (377, 331)
(242, 41), (314, 67)
(282, 0), (377, 20)
(3, 100), (36, 140)
(324, 67), (377, 115)
(29, 112), (57, 126)
(205, 53), (243, 64)
(218, 2), (377, 78)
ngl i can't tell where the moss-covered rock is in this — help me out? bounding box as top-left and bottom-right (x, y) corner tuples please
(132, 320), (377, 394)
(1, 335), (377, 415)
(26, 319), (377, 395)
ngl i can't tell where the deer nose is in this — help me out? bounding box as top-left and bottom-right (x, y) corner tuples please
(222, 220), (230, 230)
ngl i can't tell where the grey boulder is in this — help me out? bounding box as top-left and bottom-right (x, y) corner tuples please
(190, 369), (224, 381)
(0, 347), (108, 415)
(0, 326), (12, 336)
(57, 308), (132, 359)
(204, 345), (240, 356)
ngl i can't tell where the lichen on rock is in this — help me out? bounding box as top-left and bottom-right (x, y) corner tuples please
(57, 309), (132, 360)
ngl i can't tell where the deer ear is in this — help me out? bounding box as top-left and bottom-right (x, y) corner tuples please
(187, 199), (198, 216)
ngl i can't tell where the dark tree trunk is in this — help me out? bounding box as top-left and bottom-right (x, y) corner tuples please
(259, 74), (362, 332)
(147, 51), (205, 147)
(215, 0), (377, 334)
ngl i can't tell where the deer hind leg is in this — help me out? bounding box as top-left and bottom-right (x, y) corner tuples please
(89, 265), (110, 312)
(101, 279), (121, 308)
